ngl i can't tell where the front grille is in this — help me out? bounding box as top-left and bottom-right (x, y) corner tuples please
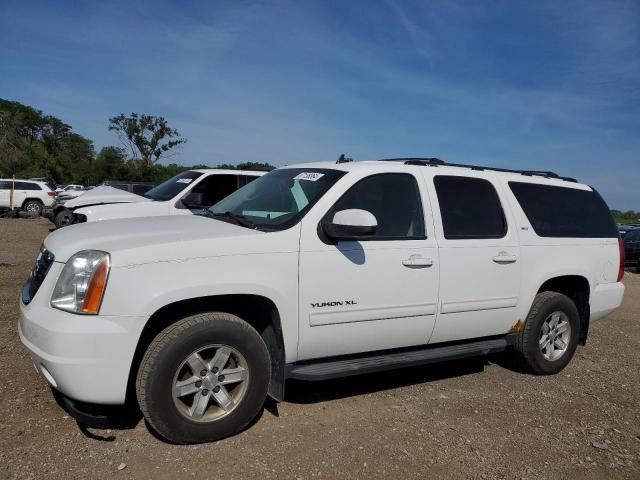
(22, 246), (55, 305)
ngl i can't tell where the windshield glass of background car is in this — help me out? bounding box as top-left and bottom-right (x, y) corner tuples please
(209, 168), (345, 231)
(144, 171), (203, 201)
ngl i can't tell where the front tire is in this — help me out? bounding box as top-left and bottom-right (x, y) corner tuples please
(136, 312), (270, 444)
(54, 209), (74, 228)
(514, 291), (580, 375)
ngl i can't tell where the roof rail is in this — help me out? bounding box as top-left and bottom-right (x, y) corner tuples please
(378, 157), (577, 182)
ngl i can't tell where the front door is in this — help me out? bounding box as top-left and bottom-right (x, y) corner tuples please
(297, 171), (439, 360)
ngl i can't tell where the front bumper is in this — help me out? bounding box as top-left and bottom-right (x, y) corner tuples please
(19, 283), (148, 405)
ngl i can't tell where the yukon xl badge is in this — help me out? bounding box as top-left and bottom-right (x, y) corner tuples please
(310, 300), (357, 308)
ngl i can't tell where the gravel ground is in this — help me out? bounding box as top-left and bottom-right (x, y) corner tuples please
(1, 217), (639, 480)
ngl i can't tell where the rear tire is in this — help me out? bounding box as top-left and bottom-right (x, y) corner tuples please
(514, 291), (580, 375)
(54, 209), (74, 228)
(22, 200), (43, 217)
(136, 312), (270, 444)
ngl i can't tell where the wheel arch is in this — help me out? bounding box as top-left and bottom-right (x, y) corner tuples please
(536, 274), (591, 345)
(21, 197), (44, 209)
(126, 294), (287, 405)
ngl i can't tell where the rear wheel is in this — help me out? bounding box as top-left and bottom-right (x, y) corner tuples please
(136, 312), (270, 444)
(54, 209), (74, 228)
(514, 291), (580, 375)
(22, 200), (43, 216)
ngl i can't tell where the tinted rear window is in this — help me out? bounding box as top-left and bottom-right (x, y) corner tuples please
(434, 175), (506, 239)
(509, 182), (617, 238)
(15, 181), (42, 190)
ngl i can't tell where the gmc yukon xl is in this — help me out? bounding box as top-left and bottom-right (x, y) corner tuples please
(19, 158), (625, 444)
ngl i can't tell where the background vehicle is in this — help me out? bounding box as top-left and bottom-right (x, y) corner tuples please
(618, 224), (639, 238)
(50, 182), (157, 227)
(99, 181), (157, 196)
(55, 184), (84, 194)
(623, 228), (640, 272)
(55, 169), (265, 227)
(0, 179), (55, 216)
(19, 158), (624, 444)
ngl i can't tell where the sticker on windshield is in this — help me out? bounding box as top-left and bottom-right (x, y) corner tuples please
(176, 178), (193, 184)
(294, 172), (325, 182)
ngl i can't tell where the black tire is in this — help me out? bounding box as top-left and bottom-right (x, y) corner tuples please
(635, 259), (639, 274)
(22, 200), (43, 217)
(514, 291), (580, 375)
(136, 312), (270, 444)
(54, 209), (74, 228)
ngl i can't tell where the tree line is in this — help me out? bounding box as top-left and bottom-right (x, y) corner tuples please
(0, 98), (273, 186)
(611, 210), (640, 225)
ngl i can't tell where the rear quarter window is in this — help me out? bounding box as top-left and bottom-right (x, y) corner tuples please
(15, 181), (42, 191)
(508, 182), (617, 238)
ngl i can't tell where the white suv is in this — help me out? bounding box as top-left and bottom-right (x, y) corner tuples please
(0, 179), (55, 215)
(19, 158), (625, 444)
(52, 169), (265, 228)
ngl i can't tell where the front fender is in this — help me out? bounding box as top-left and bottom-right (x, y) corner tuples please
(101, 252), (300, 363)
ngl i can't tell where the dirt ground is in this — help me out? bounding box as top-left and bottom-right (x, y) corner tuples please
(1, 217), (639, 480)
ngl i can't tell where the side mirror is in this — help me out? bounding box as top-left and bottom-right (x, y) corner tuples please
(321, 209), (377, 240)
(182, 192), (204, 208)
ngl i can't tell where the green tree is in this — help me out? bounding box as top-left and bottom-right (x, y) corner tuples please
(108, 113), (186, 167)
(214, 162), (275, 171)
(0, 98), (95, 183)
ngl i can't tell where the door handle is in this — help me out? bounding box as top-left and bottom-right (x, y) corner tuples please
(492, 253), (518, 264)
(402, 255), (434, 268)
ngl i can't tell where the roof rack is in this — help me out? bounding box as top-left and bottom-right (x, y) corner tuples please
(378, 157), (577, 182)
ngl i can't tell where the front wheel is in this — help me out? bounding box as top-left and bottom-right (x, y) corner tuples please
(513, 291), (580, 375)
(136, 312), (270, 444)
(54, 209), (74, 228)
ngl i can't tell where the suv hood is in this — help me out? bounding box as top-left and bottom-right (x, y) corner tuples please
(44, 215), (265, 265)
(65, 186), (150, 209)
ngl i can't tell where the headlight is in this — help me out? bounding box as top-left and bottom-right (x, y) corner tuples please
(51, 250), (110, 314)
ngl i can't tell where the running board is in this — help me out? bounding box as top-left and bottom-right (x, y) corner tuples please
(286, 338), (508, 381)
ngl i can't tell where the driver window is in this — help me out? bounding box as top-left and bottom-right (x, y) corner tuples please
(186, 175), (239, 208)
(326, 173), (426, 240)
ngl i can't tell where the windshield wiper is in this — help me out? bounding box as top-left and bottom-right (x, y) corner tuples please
(210, 211), (255, 229)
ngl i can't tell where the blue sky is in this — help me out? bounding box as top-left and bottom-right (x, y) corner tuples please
(1, 0), (638, 209)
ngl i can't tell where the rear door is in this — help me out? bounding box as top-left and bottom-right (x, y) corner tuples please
(13, 181), (32, 208)
(426, 174), (521, 343)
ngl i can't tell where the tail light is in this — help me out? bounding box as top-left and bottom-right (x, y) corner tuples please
(47, 191), (55, 197)
(618, 238), (625, 282)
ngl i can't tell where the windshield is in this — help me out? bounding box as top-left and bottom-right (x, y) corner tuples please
(144, 171), (203, 201)
(209, 168), (345, 231)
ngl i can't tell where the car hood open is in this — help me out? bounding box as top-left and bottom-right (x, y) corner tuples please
(64, 186), (151, 209)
